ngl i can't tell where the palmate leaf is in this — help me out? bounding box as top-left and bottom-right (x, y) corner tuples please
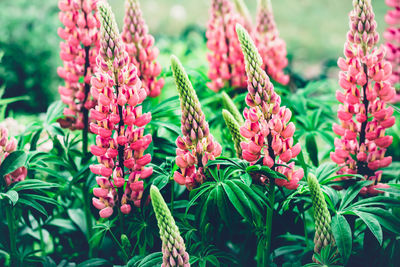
(186, 164), (269, 227)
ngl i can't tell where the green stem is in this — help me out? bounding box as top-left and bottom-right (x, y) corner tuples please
(118, 208), (124, 237)
(170, 181), (175, 217)
(109, 228), (129, 263)
(82, 185), (93, 257)
(82, 123), (88, 156)
(302, 207), (309, 247)
(264, 180), (275, 266)
(5, 203), (19, 267)
(38, 222), (46, 256)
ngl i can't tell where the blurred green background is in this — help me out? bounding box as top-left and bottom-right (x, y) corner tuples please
(0, 0), (388, 113)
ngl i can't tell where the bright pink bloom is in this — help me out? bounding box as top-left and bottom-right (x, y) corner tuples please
(206, 0), (247, 92)
(332, 0), (396, 195)
(255, 0), (289, 85)
(236, 25), (303, 190)
(89, 2), (152, 218)
(121, 0), (164, 98)
(384, 0), (400, 101)
(0, 127), (27, 186)
(57, 0), (100, 130)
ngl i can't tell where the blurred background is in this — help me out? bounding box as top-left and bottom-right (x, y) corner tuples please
(0, 0), (388, 113)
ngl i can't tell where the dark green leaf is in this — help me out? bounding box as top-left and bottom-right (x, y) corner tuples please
(331, 214), (352, 264)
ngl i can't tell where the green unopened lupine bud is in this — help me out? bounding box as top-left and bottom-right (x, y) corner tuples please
(222, 109), (245, 158)
(150, 185), (190, 267)
(121, 234), (132, 257)
(307, 174), (336, 263)
(171, 55), (210, 143)
(221, 92), (244, 125)
(98, 1), (125, 62)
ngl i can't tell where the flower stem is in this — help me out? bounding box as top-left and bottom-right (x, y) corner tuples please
(82, 185), (94, 257)
(5, 203), (19, 267)
(109, 228), (129, 263)
(264, 180), (275, 266)
(170, 181), (175, 217)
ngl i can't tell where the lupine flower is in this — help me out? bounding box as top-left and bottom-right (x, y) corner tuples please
(331, 0), (395, 195)
(221, 91), (244, 125)
(121, 0), (164, 98)
(57, 0), (100, 130)
(171, 55), (222, 190)
(222, 109), (245, 158)
(255, 0), (289, 85)
(307, 174), (336, 263)
(150, 185), (190, 267)
(89, 1), (153, 218)
(236, 24), (303, 190)
(206, 0), (247, 92)
(0, 127), (27, 186)
(384, 0), (400, 101)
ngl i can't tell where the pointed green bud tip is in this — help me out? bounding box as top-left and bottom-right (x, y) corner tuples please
(221, 92), (244, 125)
(170, 55), (193, 96)
(222, 109), (244, 158)
(236, 23), (263, 67)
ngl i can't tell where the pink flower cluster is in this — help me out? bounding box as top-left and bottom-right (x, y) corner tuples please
(121, 0), (164, 98)
(331, 0), (396, 195)
(0, 127), (27, 186)
(89, 2), (153, 218)
(236, 25), (303, 190)
(255, 0), (289, 85)
(57, 0), (100, 130)
(206, 0), (247, 92)
(384, 0), (400, 99)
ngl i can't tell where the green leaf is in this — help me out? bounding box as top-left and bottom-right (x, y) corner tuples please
(339, 180), (372, 211)
(0, 190), (19, 205)
(77, 258), (109, 267)
(352, 210), (383, 245)
(305, 133), (319, 166)
(357, 207), (400, 235)
(222, 181), (252, 222)
(331, 214), (352, 264)
(0, 150), (27, 177)
(246, 165), (288, 181)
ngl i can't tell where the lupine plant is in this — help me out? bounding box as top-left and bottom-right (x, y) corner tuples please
(57, 0), (100, 152)
(1, 0), (400, 267)
(331, 0), (396, 195)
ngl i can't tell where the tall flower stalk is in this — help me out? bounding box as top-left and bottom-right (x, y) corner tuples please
(206, 0), (247, 92)
(57, 0), (100, 153)
(331, 0), (396, 195)
(384, 0), (400, 101)
(255, 0), (289, 85)
(89, 1), (153, 219)
(121, 0), (164, 98)
(236, 24), (303, 189)
(307, 174), (336, 263)
(171, 55), (222, 190)
(150, 185), (190, 267)
(236, 24), (303, 266)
